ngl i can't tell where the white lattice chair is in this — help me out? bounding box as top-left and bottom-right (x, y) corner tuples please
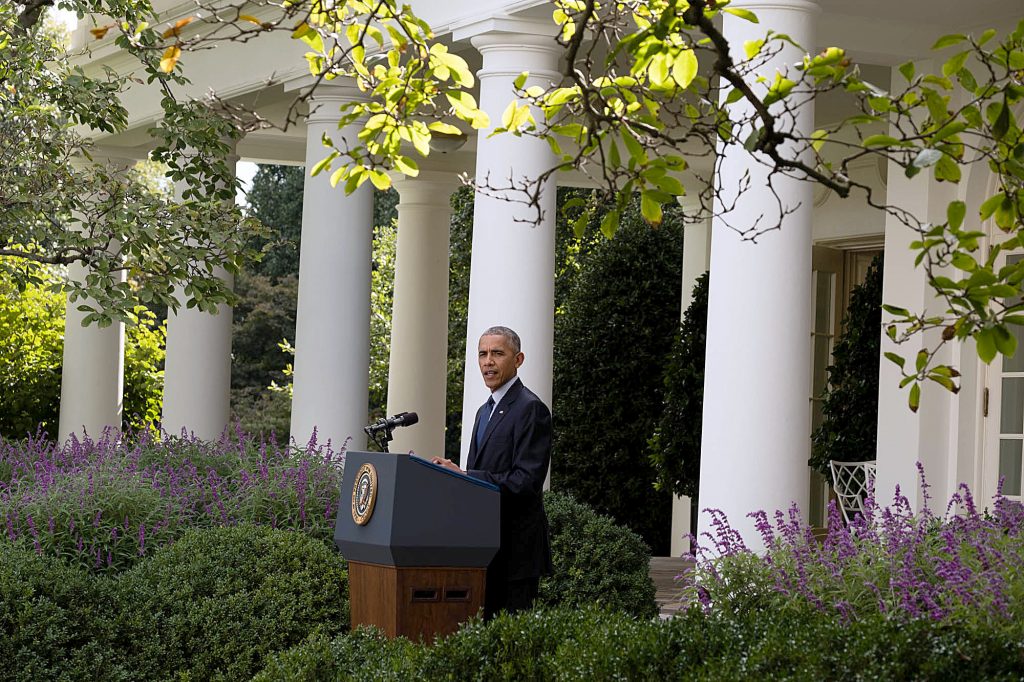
(829, 460), (877, 524)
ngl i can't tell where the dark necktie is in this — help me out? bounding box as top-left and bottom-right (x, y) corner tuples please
(475, 396), (495, 449)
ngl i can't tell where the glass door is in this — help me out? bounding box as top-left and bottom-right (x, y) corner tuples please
(984, 253), (1024, 502)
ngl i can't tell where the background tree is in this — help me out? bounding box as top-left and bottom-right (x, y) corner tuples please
(244, 165), (305, 281)
(810, 256), (884, 481)
(232, 168), (398, 439)
(552, 196), (684, 555)
(649, 271), (709, 503)
(0, 270), (165, 440)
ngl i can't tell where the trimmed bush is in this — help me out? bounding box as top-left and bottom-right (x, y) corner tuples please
(0, 544), (126, 681)
(541, 491), (657, 619)
(115, 525), (349, 681)
(649, 271), (709, 501)
(552, 199), (683, 555)
(256, 602), (1024, 675)
(255, 603), (1024, 680)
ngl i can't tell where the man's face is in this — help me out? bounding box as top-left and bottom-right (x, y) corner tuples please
(478, 334), (524, 391)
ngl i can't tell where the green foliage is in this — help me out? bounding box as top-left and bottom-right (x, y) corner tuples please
(230, 272), (298, 438)
(369, 219), (397, 416)
(810, 256), (883, 480)
(444, 187), (474, 462)
(0, 272), (164, 439)
(245, 165), (305, 281)
(0, 544), (127, 681)
(115, 526), (349, 681)
(650, 271), (709, 500)
(0, 2), (264, 324)
(552, 197), (683, 555)
(255, 602), (1024, 681)
(541, 491), (657, 619)
(122, 307), (166, 434)
(0, 527), (349, 682)
(0, 271), (64, 439)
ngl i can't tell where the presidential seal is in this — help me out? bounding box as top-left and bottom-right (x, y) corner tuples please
(351, 463), (378, 526)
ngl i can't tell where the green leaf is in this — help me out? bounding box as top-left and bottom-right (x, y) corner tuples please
(932, 34), (967, 50)
(935, 154), (961, 183)
(980, 192), (1006, 221)
(951, 252), (976, 272)
(810, 129), (829, 153)
(898, 61), (916, 83)
(723, 7), (759, 23)
(994, 325), (1018, 357)
(600, 209), (620, 239)
(863, 134), (900, 147)
(976, 328), (997, 364)
(672, 49), (698, 89)
(942, 51), (970, 77)
(884, 351), (906, 369)
(640, 192), (663, 226)
(947, 200), (966, 229)
(908, 382), (921, 412)
(744, 38), (765, 60)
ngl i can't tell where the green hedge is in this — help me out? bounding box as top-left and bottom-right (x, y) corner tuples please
(0, 545), (128, 682)
(541, 491), (657, 619)
(0, 526), (349, 682)
(256, 603), (1024, 681)
(114, 525), (349, 681)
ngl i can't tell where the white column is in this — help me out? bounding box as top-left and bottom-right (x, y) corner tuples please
(58, 156), (132, 441)
(671, 208), (712, 556)
(698, 0), (819, 551)
(162, 152), (238, 440)
(458, 25), (563, 460)
(290, 85), (374, 451)
(875, 67), (956, 511)
(386, 172), (461, 456)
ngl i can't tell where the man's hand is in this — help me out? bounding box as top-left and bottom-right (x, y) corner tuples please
(430, 456), (464, 473)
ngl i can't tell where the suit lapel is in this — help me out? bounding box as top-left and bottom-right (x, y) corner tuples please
(476, 379), (522, 458)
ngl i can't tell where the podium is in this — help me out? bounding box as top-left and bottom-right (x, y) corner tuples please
(334, 451), (500, 640)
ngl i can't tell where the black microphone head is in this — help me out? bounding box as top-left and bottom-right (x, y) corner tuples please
(400, 412), (418, 426)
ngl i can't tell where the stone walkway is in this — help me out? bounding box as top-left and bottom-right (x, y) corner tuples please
(649, 556), (695, 618)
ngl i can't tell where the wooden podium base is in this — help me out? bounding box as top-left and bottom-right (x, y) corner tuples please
(348, 561), (486, 641)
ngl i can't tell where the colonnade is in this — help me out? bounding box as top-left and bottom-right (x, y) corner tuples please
(58, 0), (879, 553)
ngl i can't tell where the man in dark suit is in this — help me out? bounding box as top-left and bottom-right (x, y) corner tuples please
(432, 325), (553, 618)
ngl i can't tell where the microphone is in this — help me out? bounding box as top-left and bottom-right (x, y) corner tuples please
(364, 411), (419, 436)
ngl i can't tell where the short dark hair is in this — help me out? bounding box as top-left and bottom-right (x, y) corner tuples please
(481, 326), (521, 353)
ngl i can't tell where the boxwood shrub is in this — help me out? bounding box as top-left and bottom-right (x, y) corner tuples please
(0, 544), (127, 682)
(113, 525), (349, 681)
(256, 603), (1024, 681)
(541, 491), (657, 619)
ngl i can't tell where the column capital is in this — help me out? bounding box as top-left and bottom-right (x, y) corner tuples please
(454, 18), (563, 81)
(391, 170), (464, 203)
(729, 0), (820, 13)
(303, 82), (368, 126)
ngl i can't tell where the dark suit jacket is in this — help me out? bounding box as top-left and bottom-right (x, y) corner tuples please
(465, 377), (553, 581)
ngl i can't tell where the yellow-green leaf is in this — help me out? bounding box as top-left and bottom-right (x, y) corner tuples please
(723, 7), (759, 23)
(672, 49), (698, 89)
(368, 170), (391, 191)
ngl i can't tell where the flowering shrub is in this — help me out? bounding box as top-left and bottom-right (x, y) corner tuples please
(691, 463), (1024, 627)
(0, 427), (343, 573)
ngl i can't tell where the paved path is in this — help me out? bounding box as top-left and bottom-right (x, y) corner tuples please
(649, 556), (695, 618)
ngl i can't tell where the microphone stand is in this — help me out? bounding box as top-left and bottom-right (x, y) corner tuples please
(364, 423), (396, 453)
